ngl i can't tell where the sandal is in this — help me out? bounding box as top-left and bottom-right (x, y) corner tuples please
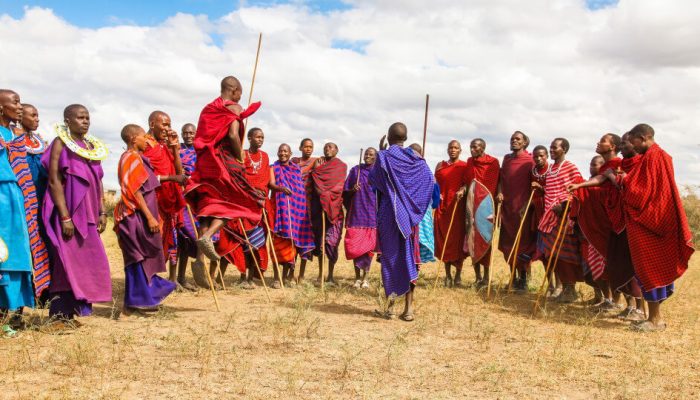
(374, 309), (395, 320)
(399, 312), (415, 322)
(630, 320), (666, 332)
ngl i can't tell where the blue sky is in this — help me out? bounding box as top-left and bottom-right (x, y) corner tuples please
(0, 0), (352, 28)
(2, 0), (617, 29)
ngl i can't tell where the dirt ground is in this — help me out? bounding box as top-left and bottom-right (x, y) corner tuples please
(2, 224), (699, 400)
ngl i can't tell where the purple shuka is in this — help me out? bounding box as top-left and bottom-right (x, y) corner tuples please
(116, 155), (176, 308)
(42, 138), (112, 318)
(369, 145), (433, 297)
(343, 164), (377, 270)
(272, 161), (315, 256)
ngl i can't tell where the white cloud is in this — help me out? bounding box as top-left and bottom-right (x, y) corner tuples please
(2, 0), (699, 189)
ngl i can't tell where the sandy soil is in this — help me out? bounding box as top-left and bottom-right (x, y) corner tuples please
(2, 223), (699, 399)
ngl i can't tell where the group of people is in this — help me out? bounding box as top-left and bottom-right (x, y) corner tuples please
(0, 75), (694, 335)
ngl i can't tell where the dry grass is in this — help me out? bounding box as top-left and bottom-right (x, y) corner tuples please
(1, 221), (699, 400)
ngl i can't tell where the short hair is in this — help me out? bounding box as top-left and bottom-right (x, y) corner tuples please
(21, 103), (36, 111)
(533, 145), (548, 154)
(387, 122), (407, 142)
(278, 143), (291, 152)
(409, 143), (422, 153)
(448, 139), (461, 147)
(120, 124), (143, 144)
(591, 155), (604, 163)
(64, 104), (87, 119)
(513, 131), (530, 148)
(628, 123), (654, 139)
(221, 76), (240, 92)
(300, 138), (313, 147)
(552, 137), (570, 153)
(181, 123), (195, 132)
(471, 138), (486, 147)
(247, 127), (263, 139)
(604, 133), (622, 152)
(365, 146), (377, 153)
(148, 110), (169, 124)
(325, 142), (338, 150)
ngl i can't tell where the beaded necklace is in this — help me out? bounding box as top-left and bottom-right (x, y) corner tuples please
(54, 123), (109, 161)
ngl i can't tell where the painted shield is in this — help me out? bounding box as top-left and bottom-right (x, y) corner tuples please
(0, 237), (7, 264)
(465, 179), (495, 263)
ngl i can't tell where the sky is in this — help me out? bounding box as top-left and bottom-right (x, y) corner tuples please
(2, 0), (699, 190)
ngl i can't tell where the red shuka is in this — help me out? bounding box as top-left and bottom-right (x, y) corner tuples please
(434, 160), (469, 263)
(572, 157), (622, 277)
(185, 97), (263, 225)
(498, 151), (535, 258)
(622, 144), (694, 291)
(466, 154), (500, 196)
(310, 157), (347, 223)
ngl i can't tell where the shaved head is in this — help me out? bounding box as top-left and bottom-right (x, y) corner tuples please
(0, 89), (17, 100)
(409, 143), (422, 154)
(22, 103), (36, 111)
(387, 122), (407, 144)
(470, 138), (486, 148)
(121, 124), (143, 144)
(221, 76), (241, 92)
(148, 110), (170, 124)
(63, 104), (87, 119)
(629, 123), (655, 139)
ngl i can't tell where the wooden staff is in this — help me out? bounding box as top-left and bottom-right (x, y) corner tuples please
(506, 190), (535, 292)
(422, 94), (429, 157)
(247, 32), (262, 108)
(432, 196), (462, 290)
(532, 200), (571, 315)
(285, 197), (296, 282)
(186, 205), (225, 310)
(320, 211), (327, 294)
(239, 219), (272, 303)
(356, 148), (364, 186)
(187, 205), (226, 291)
(262, 209), (285, 290)
(486, 202), (502, 298)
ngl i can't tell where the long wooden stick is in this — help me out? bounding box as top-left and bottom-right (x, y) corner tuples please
(247, 32), (262, 108)
(187, 205), (225, 305)
(422, 94), (429, 157)
(262, 209), (285, 290)
(239, 219), (272, 303)
(486, 202), (502, 298)
(356, 148), (364, 186)
(506, 190), (535, 292)
(532, 201), (571, 315)
(432, 197), (461, 290)
(320, 211), (327, 295)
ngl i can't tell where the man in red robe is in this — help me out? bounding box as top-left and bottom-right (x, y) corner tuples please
(622, 123), (694, 332)
(465, 138), (500, 287)
(233, 127), (271, 289)
(496, 131), (535, 291)
(310, 143), (347, 286)
(568, 133), (623, 309)
(143, 111), (187, 278)
(184, 76), (264, 272)
(434, 140), (469, 287)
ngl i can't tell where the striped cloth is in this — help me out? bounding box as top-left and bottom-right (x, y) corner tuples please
(538, 160), (583, 233)
(271, 161), (315, 256)
(179, 144), (196, 176)
(114, 151), (151, 224)
(6, 133), (50, 296)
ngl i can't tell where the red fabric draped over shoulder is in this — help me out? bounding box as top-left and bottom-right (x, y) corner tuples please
(467, 154), (500, 196)
(185, 98), (263, 225)
(434, 160), (469, 263)
(623, 144), (694, 291)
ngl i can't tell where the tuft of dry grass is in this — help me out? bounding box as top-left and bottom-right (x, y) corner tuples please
(1, 221), (698, 399)
(683, 185), (700, 245)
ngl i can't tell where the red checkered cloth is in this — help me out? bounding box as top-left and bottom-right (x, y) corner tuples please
(623, 143), (694, 291)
